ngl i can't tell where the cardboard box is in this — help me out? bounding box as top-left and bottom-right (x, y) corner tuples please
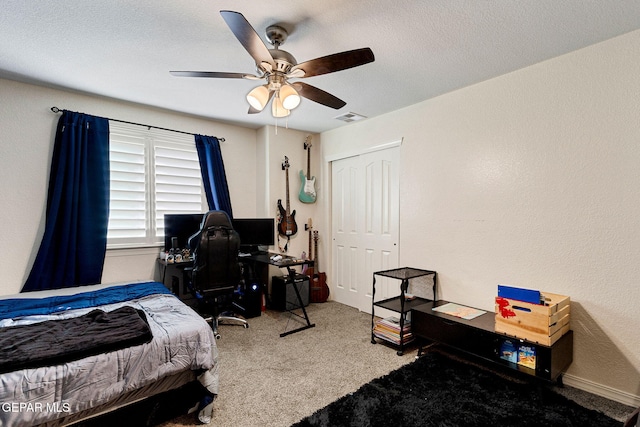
(495, 292), (570, 346)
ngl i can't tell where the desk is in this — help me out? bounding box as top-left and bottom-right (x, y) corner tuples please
(242, 251), (315, 337)
(157, 259), (196, 307)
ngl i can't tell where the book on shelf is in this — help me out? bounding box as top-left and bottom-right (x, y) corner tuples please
(376, 316), (411, 330)
(373, 316), (414, 345)
(499, 339), (518, 363)
(517, 344), (536, 369)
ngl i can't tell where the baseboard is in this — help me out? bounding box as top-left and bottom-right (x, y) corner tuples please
(562, 373), (640, 408)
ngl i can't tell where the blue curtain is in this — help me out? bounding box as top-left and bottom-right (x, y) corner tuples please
(22, 111), (110, 292)
(195, 135), (233, 218)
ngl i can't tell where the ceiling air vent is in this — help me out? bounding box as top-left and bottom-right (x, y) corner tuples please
(334, 112), (367, 123)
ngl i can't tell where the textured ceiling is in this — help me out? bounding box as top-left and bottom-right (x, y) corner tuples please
(2, 1), (640, 133)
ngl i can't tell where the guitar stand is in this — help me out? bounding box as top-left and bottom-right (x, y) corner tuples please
(280, 264), (316, 337)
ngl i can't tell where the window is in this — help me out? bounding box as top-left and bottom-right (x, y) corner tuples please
(107, 122), (204, 248)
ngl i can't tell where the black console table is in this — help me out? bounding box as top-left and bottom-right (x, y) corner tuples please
(371, 267), (437, 355)
(412, 300), (573, 382)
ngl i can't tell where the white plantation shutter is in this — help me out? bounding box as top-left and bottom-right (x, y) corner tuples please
(108, 126), (148, 243)
(153, 137), (203, 238)
(107, 123), (204, 248)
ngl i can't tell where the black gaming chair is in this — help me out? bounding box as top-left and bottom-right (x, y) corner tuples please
(186, 210), (248, 339)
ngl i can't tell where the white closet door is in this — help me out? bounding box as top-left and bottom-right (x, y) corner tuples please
(331, 146), (400, 313)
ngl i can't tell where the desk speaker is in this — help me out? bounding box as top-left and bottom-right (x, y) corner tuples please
(271, 274), (310, 311)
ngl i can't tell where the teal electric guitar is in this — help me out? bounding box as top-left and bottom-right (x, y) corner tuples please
(298, 136), (317, 204)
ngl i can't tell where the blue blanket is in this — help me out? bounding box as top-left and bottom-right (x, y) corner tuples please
(0, 281), (173, 320)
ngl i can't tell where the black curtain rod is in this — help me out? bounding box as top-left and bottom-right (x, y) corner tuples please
(50, 107), (225, 142)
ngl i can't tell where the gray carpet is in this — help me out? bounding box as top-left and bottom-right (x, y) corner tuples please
(158, 301), (635, 427)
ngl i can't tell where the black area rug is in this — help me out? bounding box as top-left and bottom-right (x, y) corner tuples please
(292, 349), (620, 427)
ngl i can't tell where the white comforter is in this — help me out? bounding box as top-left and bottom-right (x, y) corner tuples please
(0, 283), (218, 427)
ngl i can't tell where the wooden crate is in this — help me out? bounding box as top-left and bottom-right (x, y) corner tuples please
(495, 292), (570, 346)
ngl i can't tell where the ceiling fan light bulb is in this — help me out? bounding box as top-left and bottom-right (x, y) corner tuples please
(272, 95), (290, 118)
(247, 85), (269, 111)
(280, 84), (300, 110)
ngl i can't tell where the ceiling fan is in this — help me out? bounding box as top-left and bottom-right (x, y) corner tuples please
(170, 10), (375, 118)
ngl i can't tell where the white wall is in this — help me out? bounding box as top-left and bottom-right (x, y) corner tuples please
(254, 126), (322, 280)
(321, 29), (640, 404)
(263, 127), (322, 258)
(0, 79), (257, 295)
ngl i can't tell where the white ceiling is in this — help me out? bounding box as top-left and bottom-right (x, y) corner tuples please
(2, 1), (640, 133)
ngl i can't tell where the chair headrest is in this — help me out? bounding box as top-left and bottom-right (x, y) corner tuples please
(201, 210), (232, 229)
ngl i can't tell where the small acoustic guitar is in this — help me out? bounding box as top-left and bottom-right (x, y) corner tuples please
(277, 156), (298, 237)
(309, 230), (329, 303)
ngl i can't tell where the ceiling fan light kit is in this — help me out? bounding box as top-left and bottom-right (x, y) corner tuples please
(170, 10), (375, 120)
(247, 85), (270, 111)
(279, 84), (300, 110)
(272, 94), (290, 118)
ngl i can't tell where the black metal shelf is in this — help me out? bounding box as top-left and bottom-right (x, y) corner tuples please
(373, 296), (432, 313)
(371, 267), (437, 356)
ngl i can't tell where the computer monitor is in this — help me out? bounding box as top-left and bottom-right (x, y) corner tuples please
(163, 213), (205, 250)
(232, 218), (275, 252)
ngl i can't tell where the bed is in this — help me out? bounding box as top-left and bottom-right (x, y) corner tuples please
(0, 281), (218, 427)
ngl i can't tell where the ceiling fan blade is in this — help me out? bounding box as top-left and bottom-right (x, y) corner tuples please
(291, 48), (374, 78)
(220, 10), (274, 69)
(291, 82), (346, 109)
(170, 71), (256, 79)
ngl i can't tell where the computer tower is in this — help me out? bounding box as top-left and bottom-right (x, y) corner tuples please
(271, 274), (310, 311)
(232, 282), (263, 318)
